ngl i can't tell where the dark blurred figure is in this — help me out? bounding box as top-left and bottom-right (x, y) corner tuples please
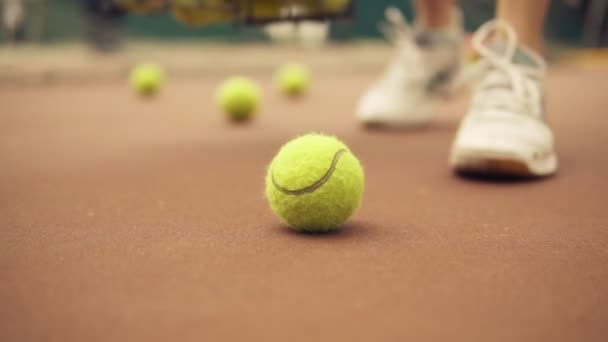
(83, 0), (126, 52)
(2, 0), (26, 42)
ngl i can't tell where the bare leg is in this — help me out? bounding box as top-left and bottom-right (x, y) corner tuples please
(496, 0), (550, 52)
(413, 0), (455, 29)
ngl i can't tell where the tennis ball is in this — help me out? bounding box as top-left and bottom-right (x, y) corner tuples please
(276, 63), (311, 98)
(172, 0), (229, 26)
(129, 63), (165, 97)
(216, 77), (261, 122)
(115, 0), (166, 14)
(322, 0), (350, 12)
(247, 0), (282, 18)
(265, 133), (364, 232)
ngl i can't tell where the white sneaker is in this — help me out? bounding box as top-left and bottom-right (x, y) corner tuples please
(449, 20), (557, 177)
(356, 7), (463, 127)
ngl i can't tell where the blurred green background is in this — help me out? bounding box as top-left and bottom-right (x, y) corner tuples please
(0, 0), (596, 45)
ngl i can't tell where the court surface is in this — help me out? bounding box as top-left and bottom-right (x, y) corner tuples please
(1, 52), (608, 341)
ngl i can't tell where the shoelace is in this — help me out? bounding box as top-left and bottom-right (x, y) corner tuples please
(465, 20), (547, 118)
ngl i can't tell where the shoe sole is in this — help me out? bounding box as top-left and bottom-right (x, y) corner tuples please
(450, 148), (557, 177)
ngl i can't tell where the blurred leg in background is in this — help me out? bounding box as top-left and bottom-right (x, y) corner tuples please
(356, 0), (463, 127)
(83, 0), (126, 52)
(414, 0), (455, 29)
(2, 0), (26, 43)
(497, 0), (551, 53)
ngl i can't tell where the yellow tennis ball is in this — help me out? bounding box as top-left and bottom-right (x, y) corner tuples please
(322, 0), (350, 12)
(265, 133), (365, 232)
(216, 77), (261, 122)
(129, 63), (165, 97)
(114, 0), (166, 14)
(276, 63), (311, 98)
(247, 0), (282, 18)
(171, 0), (229, 26)
(294, 0), (350, 15)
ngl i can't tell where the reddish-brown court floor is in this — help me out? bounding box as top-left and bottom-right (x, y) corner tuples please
(1, 67), (607, 341)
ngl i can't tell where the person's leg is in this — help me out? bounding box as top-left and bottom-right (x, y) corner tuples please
(414, 0), (455, 30)
(3, 0), (25, 43)
(83, 0), (125, 52)
(496, 0), (550, 52)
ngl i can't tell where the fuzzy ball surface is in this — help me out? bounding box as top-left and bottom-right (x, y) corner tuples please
(130, 63), (165, 97)
(265, 133), (364, 232)
(276, 63), (311, 97)
(216, 77), (261, 122)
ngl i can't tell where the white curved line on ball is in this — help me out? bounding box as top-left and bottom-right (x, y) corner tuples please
(271, 149), (348, 196)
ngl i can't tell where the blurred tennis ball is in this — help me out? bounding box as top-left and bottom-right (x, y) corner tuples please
(113, 0), (166, 14)
(248, 0), (282, 18)
(171, 0), (229, 26)
(216, 77), (261, 122)
(321, 0), (350, 12)
(172, 9), (228, 26)
(129, 63), (165, 97)
(293, 0), (350, 15)
(171, 0), (282, 26)
(276, 63), (311, 98)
